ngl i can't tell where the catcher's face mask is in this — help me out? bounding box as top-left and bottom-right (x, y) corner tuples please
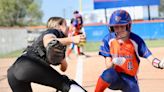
(46, 40), (66, 65)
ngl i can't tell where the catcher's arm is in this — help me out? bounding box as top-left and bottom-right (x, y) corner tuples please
(43, 34), (85, 47)
(43, 34), (68, 67)
(147, 55), (164, 69)
(60, 59), (67, 72)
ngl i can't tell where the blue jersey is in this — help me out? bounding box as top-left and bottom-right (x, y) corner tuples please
(99, 32), (152, 76)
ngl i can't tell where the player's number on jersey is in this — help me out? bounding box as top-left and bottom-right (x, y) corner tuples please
(127, 61), (133, 70)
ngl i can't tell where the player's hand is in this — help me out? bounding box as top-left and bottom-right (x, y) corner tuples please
(112, 57), (126, 66)
(105, 57), (113, 69)
(71, 34), (86, 44)
(152, 58), (164, 69)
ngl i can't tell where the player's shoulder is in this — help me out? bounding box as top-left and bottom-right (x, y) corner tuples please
(129, 32), (145, 45)
(130, 32), (143, 41)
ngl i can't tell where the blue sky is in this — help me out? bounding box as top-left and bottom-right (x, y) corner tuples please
(41, 0), (93, 23)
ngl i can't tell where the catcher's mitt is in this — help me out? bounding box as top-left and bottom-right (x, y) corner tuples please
(46, 40), (66, 65)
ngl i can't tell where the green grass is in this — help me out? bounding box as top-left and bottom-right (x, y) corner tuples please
(84, 39), (164, 52)
(84, 42), (101, 52)
(145, 39), (164, 48)
(0, 39), (164, 58)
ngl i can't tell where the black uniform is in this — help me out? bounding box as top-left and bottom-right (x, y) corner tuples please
(7, 29), (71, 92)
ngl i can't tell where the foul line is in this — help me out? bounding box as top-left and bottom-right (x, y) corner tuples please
(75, 56), (84, 86)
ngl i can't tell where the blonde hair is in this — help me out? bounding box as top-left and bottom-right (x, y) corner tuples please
(47, 17), (65, 29)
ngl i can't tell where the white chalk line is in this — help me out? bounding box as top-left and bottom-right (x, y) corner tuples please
(75, 56), (84, 86)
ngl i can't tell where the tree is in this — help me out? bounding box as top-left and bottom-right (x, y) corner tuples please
(0, 0), (43, 26)
(159, 0), (164, 17)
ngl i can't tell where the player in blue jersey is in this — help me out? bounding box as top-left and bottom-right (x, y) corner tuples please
(95, 9), (164, 92)
(66, 11), (86, 57)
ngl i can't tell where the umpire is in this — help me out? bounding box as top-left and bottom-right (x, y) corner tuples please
(7, 17), (87, 92)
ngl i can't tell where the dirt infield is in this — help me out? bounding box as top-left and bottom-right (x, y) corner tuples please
(0, 47), (164, 92)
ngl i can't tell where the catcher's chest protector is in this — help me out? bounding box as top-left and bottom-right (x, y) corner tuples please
(26, 29), (66, 64)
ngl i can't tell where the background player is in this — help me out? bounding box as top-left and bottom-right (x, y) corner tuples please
(95, 9), (164, 92)
(66, 11), (86, 58)
(7, 16), (87, 92)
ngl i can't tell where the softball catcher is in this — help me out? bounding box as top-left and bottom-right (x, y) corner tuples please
(95, 9), (164, 92)
(7, 17), (87, 92)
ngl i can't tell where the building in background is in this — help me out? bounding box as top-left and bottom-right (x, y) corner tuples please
(82, 5), (159, 24)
